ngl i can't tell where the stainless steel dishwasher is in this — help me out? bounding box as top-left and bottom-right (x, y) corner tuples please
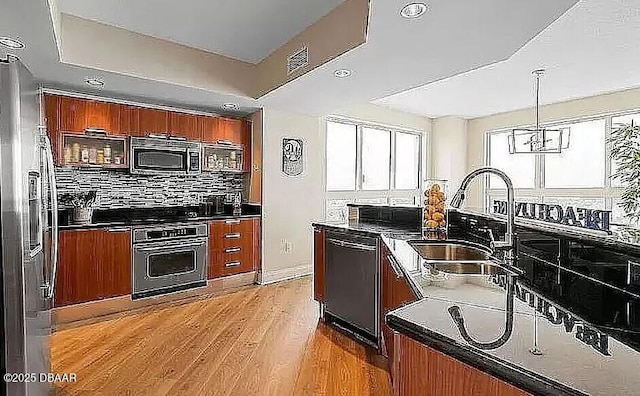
(324, 231), (378, 345)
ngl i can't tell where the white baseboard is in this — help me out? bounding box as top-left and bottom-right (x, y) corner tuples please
(259, 264), (312, 285)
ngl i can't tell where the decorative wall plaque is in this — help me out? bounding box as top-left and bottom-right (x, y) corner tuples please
(282, 138), (303, 176)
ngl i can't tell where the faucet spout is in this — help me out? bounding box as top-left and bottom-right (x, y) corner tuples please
(451, 167), (516, 252)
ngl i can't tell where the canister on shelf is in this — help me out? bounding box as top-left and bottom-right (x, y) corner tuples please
(63, 145), (72, 164)
(96, 149), (104, 165)
(80, 145), (89, 163)
(103, 144), (112, 164)
(88, 147), (97, 164)
(72, 142), (81, 163)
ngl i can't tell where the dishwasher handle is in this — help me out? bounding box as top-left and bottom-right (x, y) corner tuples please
(327, 238), (377, 252)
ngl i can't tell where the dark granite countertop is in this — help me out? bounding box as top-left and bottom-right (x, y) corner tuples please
(59, 204), (261, 230)
(455, 207), (640, 256)
(60, 213), (261, 230)
(381, 233), (640, 396)
(311, 221), (421, 240)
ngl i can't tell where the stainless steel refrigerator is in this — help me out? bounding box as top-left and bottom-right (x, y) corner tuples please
(1, 56), (58, 395)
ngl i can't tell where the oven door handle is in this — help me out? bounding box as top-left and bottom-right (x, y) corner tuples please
(135, 242), (206, 252)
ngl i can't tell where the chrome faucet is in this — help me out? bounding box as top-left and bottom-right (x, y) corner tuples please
(450, 167), (515, 252)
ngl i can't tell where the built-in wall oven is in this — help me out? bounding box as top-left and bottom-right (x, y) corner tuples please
(130, 137), (201, 175)
(132, 223), (208, 298)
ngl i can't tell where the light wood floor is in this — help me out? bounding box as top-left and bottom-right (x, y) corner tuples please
(50, 277), (392, 396)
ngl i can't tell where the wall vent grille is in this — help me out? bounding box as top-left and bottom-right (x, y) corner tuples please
(287, 46), (309, 75)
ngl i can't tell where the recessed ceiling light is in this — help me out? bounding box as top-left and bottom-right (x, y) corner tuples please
(400, 3), (428, 19)
(0, 37), (25, 49)
(85, 78), (104, 87)
(222, 103), (238, 110)
(334, 69), (352, 78)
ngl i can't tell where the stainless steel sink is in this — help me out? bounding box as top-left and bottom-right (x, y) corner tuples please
(409, 241), (491, 263)
(408, 241), (508, 276)
(424, 261), (503, 275)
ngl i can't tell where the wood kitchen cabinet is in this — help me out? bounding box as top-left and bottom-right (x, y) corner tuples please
(380, 243), (419, 368)
(169, 112), (200, 141)
(137, 107), (168, 137)
(54, 228), (132, 307)
(57, 96), (87, 133)
(118, 105), (140, 136)
(242, 120), (252, 172)
(199, 115), (219, 144)
(313, 227), (325, 302)
(44, 94), (62, 165)
(208, 218), (260, 279)
(85, 100), (121, 134)
(58, 96), (121, 135)
(393, 333), (531, 396)
(218, 117), (244, 145)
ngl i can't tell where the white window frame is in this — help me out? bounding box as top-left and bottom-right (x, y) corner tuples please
(483, 109), (640, 221)
(324, 117), (428, 222)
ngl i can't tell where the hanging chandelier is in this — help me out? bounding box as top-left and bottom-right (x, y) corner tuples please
(509, 69), (570, 154)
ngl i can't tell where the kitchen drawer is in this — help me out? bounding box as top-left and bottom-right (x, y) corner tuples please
(216, 232), (253, 250)
(208, 249), (255, 278)
(210, 218), (255, 236)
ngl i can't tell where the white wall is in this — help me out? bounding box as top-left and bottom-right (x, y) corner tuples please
(430, 116), (468, 190)
(259, 104), (431, 284)
(260, 109), (324, 284)
(465, 86), (640, 207)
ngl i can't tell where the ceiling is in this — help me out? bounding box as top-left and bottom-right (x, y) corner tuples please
(375, 0), (640, 119)
(1, 0), (579, 117)
(259, 0), (578, 115)
(58, 0), (345, 64)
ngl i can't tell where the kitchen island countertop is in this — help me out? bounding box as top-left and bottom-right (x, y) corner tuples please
(313, 220), (640, 396)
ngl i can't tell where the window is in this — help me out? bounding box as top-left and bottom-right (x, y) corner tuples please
(485, 112), (640, 226)
(395, 132), (420, 190)
(361, 127), (390, 190)
(325, 119), (424, 222)
(544, 119), (605, 188)
(326, 122), (356, 191)
(488, 132), (535, 189)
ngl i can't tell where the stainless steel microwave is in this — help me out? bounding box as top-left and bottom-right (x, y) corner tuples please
(130, 137), (201, 175)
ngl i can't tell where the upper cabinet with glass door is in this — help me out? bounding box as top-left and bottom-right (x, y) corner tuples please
(200, 116), (251, 173)
(45, 94), (132, 168)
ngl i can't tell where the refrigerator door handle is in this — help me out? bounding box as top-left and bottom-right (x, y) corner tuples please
(41, 134), (58, 301)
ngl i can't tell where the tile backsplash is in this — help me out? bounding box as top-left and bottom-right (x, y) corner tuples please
(55, 168), (244, 209)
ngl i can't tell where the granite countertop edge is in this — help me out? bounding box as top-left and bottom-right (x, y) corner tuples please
(60, 214), (262, 230)
(385, 312), (586, 396)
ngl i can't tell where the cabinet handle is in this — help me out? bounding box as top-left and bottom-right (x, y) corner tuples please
(387, 254), (404, 279)
(217, 140), (233, 145)
(107, 228), (129, 233)
(147, 133), (168, 139)
(225, 233), (241, 239)
(84, 127), (107, 135)
(225, 247), (241, 253)
(225, 261), (241, 268)
(225, 219), (241, 225)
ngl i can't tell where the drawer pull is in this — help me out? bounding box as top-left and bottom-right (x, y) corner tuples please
(225, 219), (241, 225)
(107, 228), (129, 233)
(225, 247), (241, 253)
(225, 233), (241, 239)
(225, 261), (241, 268)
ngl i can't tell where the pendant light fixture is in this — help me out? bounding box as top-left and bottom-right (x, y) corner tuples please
(508, 69), (570, 154)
